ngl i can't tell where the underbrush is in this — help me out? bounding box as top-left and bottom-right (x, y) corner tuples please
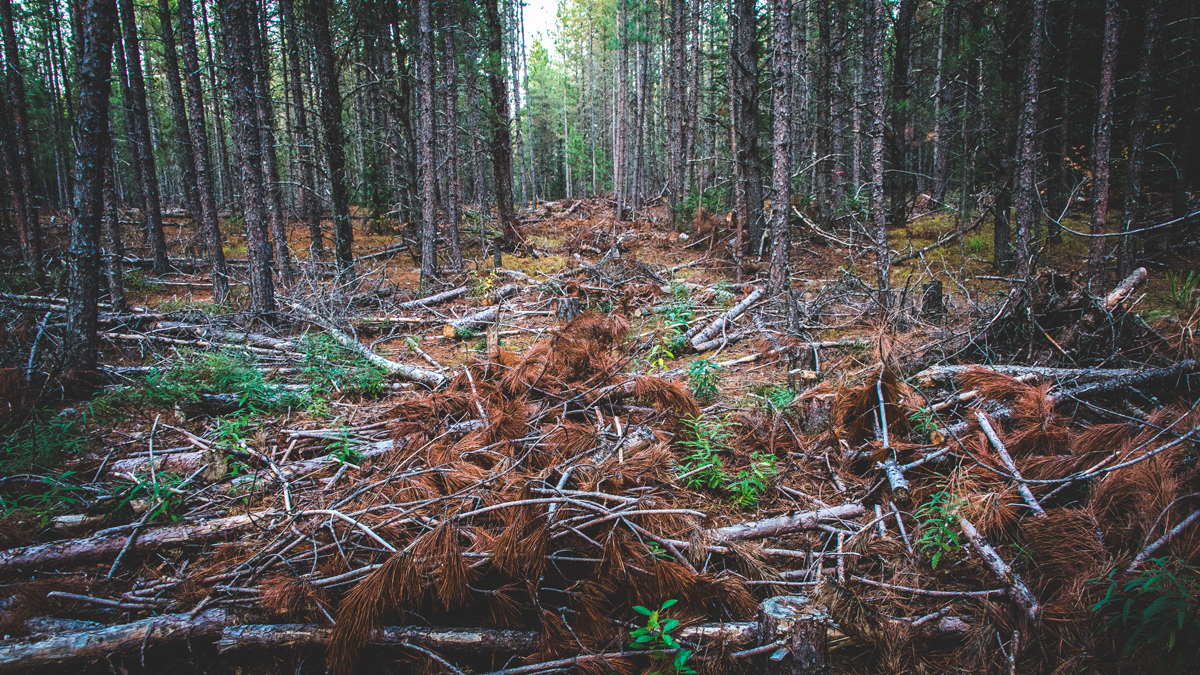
(0, 412), (90, 523)
(675, 414), (777, 509)
(92, 336), (386, 421)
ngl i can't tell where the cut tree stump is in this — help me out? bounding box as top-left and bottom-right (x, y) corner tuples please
(554, 297), (583, 322)
(758, 596), (829, 675)
(920, 281), (944, 323)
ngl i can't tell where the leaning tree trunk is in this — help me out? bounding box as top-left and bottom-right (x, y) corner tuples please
(417, 0), (438, 286)
(768, 0), (792, 296)
(217, 0), (275, 316)
(1014, 0), (1046, 282)
(0, 0), (43, 284)
(177, 0), (228, 304)
(118, 0), (169, 275)
(1117, 0), (1163, 279)
(309, 0), (354, 282)
(66, 0), (117, 373)
(1087, 0), (1119, 294)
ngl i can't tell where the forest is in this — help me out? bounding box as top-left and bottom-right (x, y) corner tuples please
(1, 0), (1199, 672)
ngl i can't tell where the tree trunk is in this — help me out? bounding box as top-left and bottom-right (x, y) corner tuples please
(118, 0), (169, 275)
(1048, 4), (1075, 244)
(869, 0), (888, 309)
(308, 0), (355, 282)
(0, 0), (43, 284)
(442, 5), (464, 269)
(485, 0), (517, 244)
(731, 0), (764, 248)
(768, 0), (792, 296)
(65, 0), (117, 373)
(218, 0), (275, 316)
(887, 0), (916, 232)
(417, 0), (438, 286)
(1117, 0), (1164, 279)
(1087, 0), (1119, 294)
(177, 0), (228, 304)
(668, 0), (686, 218)
(102, 143), (124, 308)
(1014, 0), (1046, 282)
(280, 0), (323, 262)
(251, 11), (293, 286)
(931, 0), (959, 205)
(155, 0), (202, 242)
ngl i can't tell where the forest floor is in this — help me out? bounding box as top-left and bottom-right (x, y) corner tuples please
(1, 196), (1199, 674)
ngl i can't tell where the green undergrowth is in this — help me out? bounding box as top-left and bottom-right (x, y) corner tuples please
(92, 335), (387, 421)
(0, 411), (91, 523)
(674, 415), (777, 509)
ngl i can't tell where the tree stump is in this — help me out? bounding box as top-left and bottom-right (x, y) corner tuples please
(757, 596), (829, 675)
(920, 280), (945, 323)
(554, 297), (583, 322)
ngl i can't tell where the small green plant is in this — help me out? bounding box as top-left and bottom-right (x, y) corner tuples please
(965, 235), (988, 258)
(915, 491), (965, 569)
(1092, 558), (1200, 672)
(908, 406), (938, 435)
(686, 358), (722, 402)
(629, 599), (696, 675)
(109, 471), (190, 522)
(752, 384), (795, 411)
(728, 452), (777, 508)
(327, 427), (365, 465)
(676, 415), (733, 491)
(299, 334), (386, 398)
(673, 185), (729, 225)
(645, 328), (683, 373)
(1165, 270), (1200, 311)
(646, 542), (675, 561)
(469, 269), (499, 297)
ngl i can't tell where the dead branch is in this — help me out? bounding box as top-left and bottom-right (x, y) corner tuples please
(958, 515), (1040, 620)
(707, 504), (865, 542)
(289, 302), (447, 388)
(689, 287), (765, 347)
(395, 286), (468, 309)
(974, 412), (1046, 517)
(444, 306), (501, 338)
(216, 624), (540, 654)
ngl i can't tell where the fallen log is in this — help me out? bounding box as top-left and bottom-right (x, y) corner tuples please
(444, 305), (501, 339)
(690, 331), (747, 353)
(915, 364), (1124, 388)
(395, 286), (468, 309)
(289, 302), (447, 389)
(1102, 266), (1147, 311)
(0, 610), (233, 673)
(707, 504), (864, 542)
(0, 512), (271, 574)
(216, 624), (540, 654)
(688, 287), (765, 347)
(975, 412), (1045, 517)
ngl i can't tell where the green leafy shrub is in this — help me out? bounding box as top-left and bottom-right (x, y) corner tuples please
(686, 358), (722, 402)
(299, 334), (386, 398)
(729, 452), (778, 508)
(109, 471), (190, 522)
(676, 415), (733, 491)
(673, 186), (729, 226)
(915, 491), (964, 569)
(629, 599), (696, 675)
(1093, 558), (1200, 672)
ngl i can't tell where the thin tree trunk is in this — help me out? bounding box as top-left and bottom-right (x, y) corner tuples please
(1117, 0), (1163, 279)
(768, 0), (792, 296)
(280, 0), (323, 262)
(156, 0), (202, 239)
(66, 0), (117, 373)
(1087, 0), (1119, 294)
(1048, 4), (1074, 244)
(442, 4), (463, 269)
(668, 0), (686, 217)
(417, 0), (438, 285)
(731, 0), (763, 247)
(869, 0), (888, 308)
(1014, 0), (1046, 282)
(251, 9), (293, 286)
(309, 0), (355, 281)
(1, 0), (44, 284)
(199, 0), (233, 211)
(887, 0), (916, 232)
(177, 0), (228, 304)
(485, 0), (517, 242)
(217, 0), (275, 315)
(931, 0), (959, 204)
(102, 140), (124, 308)
(118, 0), (169, 274)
